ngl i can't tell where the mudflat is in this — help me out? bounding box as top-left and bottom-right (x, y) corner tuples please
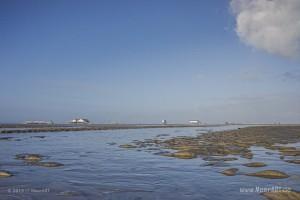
(121, 126), (300, 181)
(125, 126), (300, 160)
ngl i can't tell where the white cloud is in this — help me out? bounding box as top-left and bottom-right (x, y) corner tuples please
(230, 0), (300, 58)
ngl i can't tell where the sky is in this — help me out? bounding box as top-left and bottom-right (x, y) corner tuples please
(0, 0), (299, 124)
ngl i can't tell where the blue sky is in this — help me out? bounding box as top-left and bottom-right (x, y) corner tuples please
(0, 0), (299, 124)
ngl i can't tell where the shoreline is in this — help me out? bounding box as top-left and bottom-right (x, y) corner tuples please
(1, 123), (299, 134)
(0, 123), (224, 134)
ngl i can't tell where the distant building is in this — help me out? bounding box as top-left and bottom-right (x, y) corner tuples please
(189, 120), (201, 125)
(161, 120), (167, 125)
(70, 118), (90, 124)
(24, 121), (53, 125)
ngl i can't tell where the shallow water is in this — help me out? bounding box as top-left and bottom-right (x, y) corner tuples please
(0, 125), (299, 200)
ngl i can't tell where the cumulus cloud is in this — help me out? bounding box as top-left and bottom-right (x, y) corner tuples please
(230, 0), (300, 58)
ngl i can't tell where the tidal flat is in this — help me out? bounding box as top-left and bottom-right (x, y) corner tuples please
(0, 125), (299, 200)
(125, 126), (300, 160)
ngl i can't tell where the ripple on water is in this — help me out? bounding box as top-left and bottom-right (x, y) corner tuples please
(0, 125), (299, 200)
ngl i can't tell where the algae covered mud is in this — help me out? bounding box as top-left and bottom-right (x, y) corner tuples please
(0, 125), (299, 200)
